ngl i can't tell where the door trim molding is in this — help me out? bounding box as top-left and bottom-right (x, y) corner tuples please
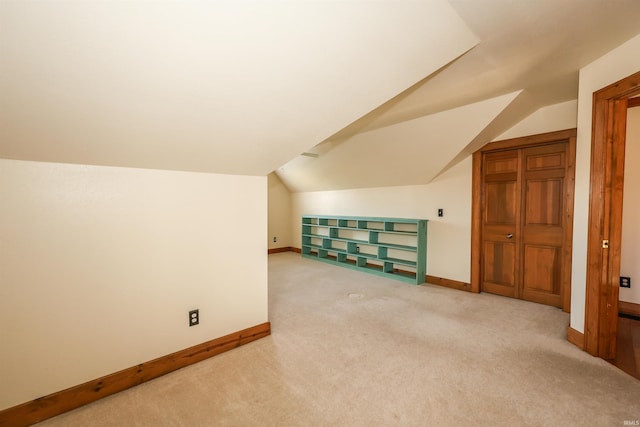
(567, 326), (585, 350)
(585, 70), (640, 358)
(471, 128), (577, 313)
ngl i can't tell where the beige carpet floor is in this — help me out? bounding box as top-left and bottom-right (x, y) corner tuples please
(38, 252), (640, 426)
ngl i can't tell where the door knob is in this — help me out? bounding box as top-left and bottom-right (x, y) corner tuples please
(506, 233), (513, 239)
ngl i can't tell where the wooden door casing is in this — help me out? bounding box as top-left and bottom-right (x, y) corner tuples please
(585, 71), (640, 358)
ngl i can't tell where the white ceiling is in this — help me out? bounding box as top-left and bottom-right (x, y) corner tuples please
(340, 0), (640, 134)
(279, 91), (521, 192)
(278, 0), (640, 191)
(2, 0), (640, 191)
(0, 0), (476, 175)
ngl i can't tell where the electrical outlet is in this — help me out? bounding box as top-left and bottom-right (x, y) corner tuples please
(437, 208), (444, 217)
(273, 236), (277, 242)
(620, 276), (631, 288)
(356, 246), (360, 253)
(189, 309), (199, 326)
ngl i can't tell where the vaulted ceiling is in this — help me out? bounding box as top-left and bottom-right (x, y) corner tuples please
(2, 1), (640, 192)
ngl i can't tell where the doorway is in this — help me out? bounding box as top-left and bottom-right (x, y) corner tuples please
(611, 100), (640, 380)
(471, 129), (576, 312)
(585, 70), (640, 359)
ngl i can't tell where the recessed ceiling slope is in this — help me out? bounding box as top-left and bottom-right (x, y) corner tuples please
(277, 91), (520, 192)
(0, 0), (477, 176)
(435, 89), (541, 179)
(331, 0), (640, 136)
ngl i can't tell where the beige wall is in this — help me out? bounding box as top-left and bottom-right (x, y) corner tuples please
(291, 158), (473, 283)
(620, 107), (640, 304)
(0, 159), (268, 410)
(268, 172), (292, 249)
(571, 33), (640, 333)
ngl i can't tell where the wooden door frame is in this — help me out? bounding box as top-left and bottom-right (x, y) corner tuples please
(471, 128), (577, 313)
(584, 70), (640, 358)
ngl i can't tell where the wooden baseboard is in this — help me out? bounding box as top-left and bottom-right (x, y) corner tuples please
(268, 246), (293, 254)
(0, 322), (271, 427)
(267, 247), (302, 254)
(619, 300), (640, 317)
(425, 275), (472, 292)
(567, 326), (585, 350)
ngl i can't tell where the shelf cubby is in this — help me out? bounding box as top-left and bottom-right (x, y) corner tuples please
(301, 215), (428, 285)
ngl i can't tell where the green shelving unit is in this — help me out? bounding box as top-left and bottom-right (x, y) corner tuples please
(301, 215), (428, 285)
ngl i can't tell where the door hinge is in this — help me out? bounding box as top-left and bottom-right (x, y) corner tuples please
(602, 239), (609, 249)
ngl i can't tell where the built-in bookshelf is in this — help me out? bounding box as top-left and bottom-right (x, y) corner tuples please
(301, 215), (428, 285)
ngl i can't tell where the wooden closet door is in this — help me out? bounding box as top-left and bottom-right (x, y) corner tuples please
(481, 150), (521, 298)
(520, 143), (568, 307)
(480, 141), (569, 308)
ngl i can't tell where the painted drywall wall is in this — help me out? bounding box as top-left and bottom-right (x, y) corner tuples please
(620, 106), (640, 304)
(268, 172), (292, 249)
(0, 159), (268, 410)
(493, 100), (578, 141)
(571, 33), (640, 333)
(291, 158), (472, 283)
